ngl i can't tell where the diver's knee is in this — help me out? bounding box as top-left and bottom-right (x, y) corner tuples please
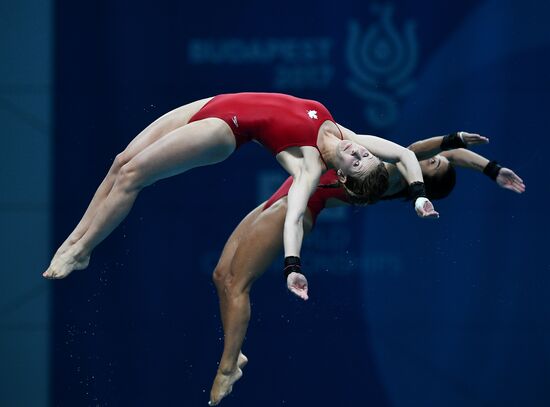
(115, 161), (147, 192)
(224, 278), (251, 301)
(212, 265), (230, 287)
(112, 152), (130, 173)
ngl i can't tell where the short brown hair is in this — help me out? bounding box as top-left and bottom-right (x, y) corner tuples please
(341, 162), (389, 205)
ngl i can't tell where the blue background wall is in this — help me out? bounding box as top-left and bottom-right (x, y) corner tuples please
(51, 1), (548, 406)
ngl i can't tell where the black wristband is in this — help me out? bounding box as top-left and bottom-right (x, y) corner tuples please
(284, 256), (302, 279)
(440, 132), (467, 151)
(408, 181), (426, 203)
(483, 160), (502, 181)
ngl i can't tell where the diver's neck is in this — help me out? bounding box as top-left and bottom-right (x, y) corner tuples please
(383, 163), (407, 196)
(318, 133), (340, 169)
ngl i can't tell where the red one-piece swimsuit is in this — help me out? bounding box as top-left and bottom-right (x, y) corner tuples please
(188, 92), (337, 156)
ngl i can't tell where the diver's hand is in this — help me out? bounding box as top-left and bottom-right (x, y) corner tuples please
(287, 272), (309, 301)
(415, 197), (439, 219)
(496, 167), (526, 193)
(459, 131), (489, 146)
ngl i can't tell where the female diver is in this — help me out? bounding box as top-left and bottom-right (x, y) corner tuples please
(207, 132), (525, 405)
(43, 92), (438, 281)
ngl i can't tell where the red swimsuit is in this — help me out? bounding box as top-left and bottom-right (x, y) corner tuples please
(263, 170), (350, 225)
(189, 93), (347, 223)
(188, 92), (335, 153)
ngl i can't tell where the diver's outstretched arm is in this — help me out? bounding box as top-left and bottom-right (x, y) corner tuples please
(406, 132), (525, 193)
(407, 132), (489, 160)
(441, 149), (526, 193)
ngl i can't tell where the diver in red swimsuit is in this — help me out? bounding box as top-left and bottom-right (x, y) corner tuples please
(208, 132), (524, 406)
(43, 92), (438, 294)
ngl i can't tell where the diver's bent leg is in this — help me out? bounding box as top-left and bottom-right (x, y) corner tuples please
(212, 206), (266, 375)
(54, 98), (213, 256)
(44, 118), (235, 279)
(212, 205), (264, 342)
(210, 201), (289, 406)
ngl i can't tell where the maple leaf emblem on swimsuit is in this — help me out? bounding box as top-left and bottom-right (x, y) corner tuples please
(307, 110), (318, 119)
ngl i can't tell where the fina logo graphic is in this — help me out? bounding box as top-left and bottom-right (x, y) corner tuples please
(346, 4), (419, 128)
(186, 3), (418, 129)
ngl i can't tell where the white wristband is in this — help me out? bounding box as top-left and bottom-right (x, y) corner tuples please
(414, 197), (429, 212)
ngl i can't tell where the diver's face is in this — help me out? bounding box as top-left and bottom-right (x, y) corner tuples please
(420, 155), (450, 177)
(336, 140), (380, 178)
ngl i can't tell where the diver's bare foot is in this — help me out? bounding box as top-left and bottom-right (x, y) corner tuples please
(43, 246), (90, 279)
(208, 367), (243, 406)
